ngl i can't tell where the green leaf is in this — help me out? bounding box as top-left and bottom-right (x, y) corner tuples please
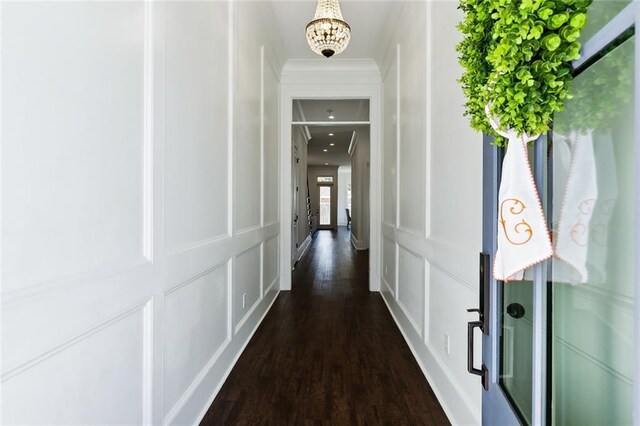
(570, 12), (587, 29)
(548, 12), (569, 29)
(542, 33), (561, 51)
(537, 7), (553, 20)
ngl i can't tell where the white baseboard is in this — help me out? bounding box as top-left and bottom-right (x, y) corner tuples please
(291, 234), (312, 267)
(350, 232), (368, 250)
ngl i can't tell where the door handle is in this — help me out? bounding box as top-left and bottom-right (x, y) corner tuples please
(467, 313), (489, 390)
(466, 252), (491, 390)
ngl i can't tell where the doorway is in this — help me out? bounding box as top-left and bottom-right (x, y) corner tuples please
(318, 185), (332, 228)
(280, 83), (380, 292)
(290, 100), (369, 241)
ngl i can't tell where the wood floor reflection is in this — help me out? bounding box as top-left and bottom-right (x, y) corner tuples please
(202, 228), (450, 425)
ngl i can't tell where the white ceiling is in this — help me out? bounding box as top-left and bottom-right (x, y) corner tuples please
(295, 99), (370, 167)
(270, 0), (400, 60)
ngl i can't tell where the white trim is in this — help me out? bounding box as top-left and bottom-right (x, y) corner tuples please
(634, 4), (640, 423)
(292, 234), (312, 266)
(142, 0), (155, 263)
(350, 233), (368, 251)
(347, 131), (358, 156)
(260, 45), (265, 228)
(293, 100), (312, 142)
(292, 121), (370, 126)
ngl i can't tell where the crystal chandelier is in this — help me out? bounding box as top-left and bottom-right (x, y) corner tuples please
(305, 0), (351, 58)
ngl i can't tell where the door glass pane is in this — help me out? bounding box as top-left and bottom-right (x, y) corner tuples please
(580, 0), (631, 41)
(500, 280), (533, 424)
(550, 36), (635, 425)
(320, 186), (331, 225)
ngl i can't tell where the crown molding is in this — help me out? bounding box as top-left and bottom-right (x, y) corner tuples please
(282, 59), (381, 86)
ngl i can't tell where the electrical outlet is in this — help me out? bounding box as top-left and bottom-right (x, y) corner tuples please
(242, 293), (247, 309)
(444, 333), (451, 356)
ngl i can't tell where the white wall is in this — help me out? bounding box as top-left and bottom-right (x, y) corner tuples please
(1, 2), (283, 424)
(337, 167), (351, 226)
(350, 132), (370, 249)
(378, 2), (483, 424)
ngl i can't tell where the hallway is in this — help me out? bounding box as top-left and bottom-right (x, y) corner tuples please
(202, 229), (449, 425)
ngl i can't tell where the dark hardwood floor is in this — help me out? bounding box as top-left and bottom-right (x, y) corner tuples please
(202, 228), (450, 425)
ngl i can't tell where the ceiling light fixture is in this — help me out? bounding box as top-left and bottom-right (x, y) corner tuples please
(325, 163), (329, 165)
(323, 149), (328, 152)
(327, 110), (335, 120)
(330, 143), (335, 146)
(305, 0), (351, 58)
(329, 133), (334, 136)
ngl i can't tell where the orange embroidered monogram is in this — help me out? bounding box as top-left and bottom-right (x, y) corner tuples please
(499, 199), (534, 246)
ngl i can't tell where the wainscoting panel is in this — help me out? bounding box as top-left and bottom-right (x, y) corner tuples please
(234, 245), (262, 332)
(233, 2), (264, 233)
(382, 235), (397, 297)
(2, 302), (152, 425)
(2, 1), (146, 294)
(163, 264), (229, 417)
(263, 235), (279, 294)
(163, 1), (230, 253)
(398, 245), (425, 338)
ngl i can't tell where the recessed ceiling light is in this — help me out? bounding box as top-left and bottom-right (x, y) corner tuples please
(325, 163), (329, 165)
(323, 149), (328, 152)
(330, 143), (335, 146)
(327, 109), (335, 120)
(329, 133), (334, 136)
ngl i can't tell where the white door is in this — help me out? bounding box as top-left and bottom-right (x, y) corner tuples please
(318, 185), (332, 229)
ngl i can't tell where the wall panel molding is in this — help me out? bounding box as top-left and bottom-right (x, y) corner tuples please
(2, 258), (151, 306)
(1, 298), (152, 382)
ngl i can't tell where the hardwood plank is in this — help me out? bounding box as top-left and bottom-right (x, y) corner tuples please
(201, 228), (450, 425)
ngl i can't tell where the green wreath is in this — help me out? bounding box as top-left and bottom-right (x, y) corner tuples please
(457, 0), (591, 146)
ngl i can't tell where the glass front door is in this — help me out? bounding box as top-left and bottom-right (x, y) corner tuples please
(481, 2), (638, 424)
(319, 185), (332, 227)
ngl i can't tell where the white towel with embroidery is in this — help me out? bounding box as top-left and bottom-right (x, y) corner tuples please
(554, 131), (598, 284)
(486, 107), (553, 281)
(493, 134), (553, 281)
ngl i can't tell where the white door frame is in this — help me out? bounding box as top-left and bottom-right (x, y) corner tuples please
(279, 61), (382, 292)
